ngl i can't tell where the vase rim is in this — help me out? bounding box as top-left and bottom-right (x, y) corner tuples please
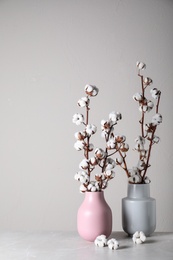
(128, 183), (150, 186)
(85, 190), (103, 192)
(84, 190), (104, 194)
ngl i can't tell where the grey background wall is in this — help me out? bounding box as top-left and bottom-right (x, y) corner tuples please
(0, 0), (173, 232)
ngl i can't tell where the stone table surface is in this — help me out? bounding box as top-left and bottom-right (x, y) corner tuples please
(0, 231), (173, 260)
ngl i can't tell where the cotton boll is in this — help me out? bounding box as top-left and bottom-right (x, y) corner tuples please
(89, 186), (97, 192)
(153, 135), (160, 144)
(144, 176), (151, 184)
(137, 160), (146, 171)
(116, 112), (122, 121)
(128, 167), (139, 176)
(129, 175), (140, 184)
(72, 113), (84, 125)
(152, 113), (162, 125)
(94, 148), (106, 160)
(105, 170), (115, 179)
(139, 104), (148, 112)
(135, 136), (145, 145)
(107, 238), (119, 250)
(86, 124), (97, 136)
(90, 157), (98, 166)
(134, 136), (145, 151)
(128, 169), (142, 183)
(105, 158), (116, 170)
(74, 131), (86, 140)
(79, 159), (89, 170)
(106, 137), (116, 149)
(147, 100), (154, 112)
(109, 111), (117, 123)
(79, 184), (87, 193)
(87, 182), (99, 192)
(133, 92), (143, 101)
(132, 231), (146, 244)
(109, 111), (122, 123)
(85, 84), (99, 97)
(150, 88), (161, 99)
(132, 231), (140, 243)
(94, 235), (107, 247)
(101, 120), (112, 132)
(133, 231), (140, 237)
(101, 130), (108, 139)
(120, 143), (129, 152)
(115, 135), (126, 143)
(74, 140), (85, 151)
(136, 61), (146, 70)
(143, 77), (153, 86)
(78, 96), (90, 107)
(140, 232), (146, 242)
(75, 171), (89, 184)
(105, 163), (114, 170)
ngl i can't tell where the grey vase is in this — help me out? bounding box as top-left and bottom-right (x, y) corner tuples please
(122, 183), (156, 236)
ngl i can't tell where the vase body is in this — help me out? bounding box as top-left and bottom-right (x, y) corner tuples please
(122, 183), (156, 236)
(77, 191), (112, 241)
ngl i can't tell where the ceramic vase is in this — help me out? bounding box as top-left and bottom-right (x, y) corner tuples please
(77, 191), (112, 241)
(122, 183), (156, 236)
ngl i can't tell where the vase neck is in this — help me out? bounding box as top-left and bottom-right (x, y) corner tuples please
(127, 183), (150, 198)
(84, 191), (105, 202)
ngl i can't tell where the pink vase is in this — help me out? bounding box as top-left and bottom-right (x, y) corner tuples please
(77, 191), (112, 241)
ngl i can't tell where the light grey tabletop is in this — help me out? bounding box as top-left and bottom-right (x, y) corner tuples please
(0, 231), (173, 260)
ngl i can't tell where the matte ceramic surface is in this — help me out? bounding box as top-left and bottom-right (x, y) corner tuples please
(122, 183), (156, 236)
(77, 191), (112, 241)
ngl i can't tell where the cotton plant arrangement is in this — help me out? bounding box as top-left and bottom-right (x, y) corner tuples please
(72, 62), (162, 191)
(115, 61), (162, 184)
(72, 84), (123, 192)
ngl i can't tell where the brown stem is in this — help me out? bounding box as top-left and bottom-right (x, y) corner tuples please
(102, 148), (108, 173)
(85, 105), (89, 160)
(142, 92), (161, 180)
(102, 124), (115, 173)
(138, 73), (145, 138)
(85, 104), (90, 178)
(156, 92), (161, 113)
(107, 150), (119, 157)
(142, 126), (156, 180)
(118, 150), (130, 177)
